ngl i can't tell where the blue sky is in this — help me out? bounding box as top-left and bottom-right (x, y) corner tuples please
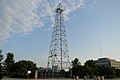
(0, 0), (120, 67)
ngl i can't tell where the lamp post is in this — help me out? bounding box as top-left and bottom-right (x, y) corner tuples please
(28, 71), (31, 80)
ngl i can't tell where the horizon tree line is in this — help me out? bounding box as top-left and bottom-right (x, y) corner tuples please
(0, 50), (37, 78)
(1, 49), (120, 78)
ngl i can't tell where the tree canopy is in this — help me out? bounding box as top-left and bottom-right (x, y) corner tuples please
(4, 52), (15, 75)
(71, 58), (118, 78)
(10, 60), (37, 78)
(71, 58), (81, 66)
(0, 50), (3, 72)
(0, 49), (120, 78)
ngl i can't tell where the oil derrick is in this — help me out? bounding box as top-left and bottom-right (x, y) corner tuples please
(46, 3), (70, 78)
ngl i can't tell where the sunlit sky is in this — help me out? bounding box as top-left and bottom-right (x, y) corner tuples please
(0, 0), (120, 67)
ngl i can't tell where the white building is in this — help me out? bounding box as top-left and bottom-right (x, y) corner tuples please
(94, 58), (120, 69)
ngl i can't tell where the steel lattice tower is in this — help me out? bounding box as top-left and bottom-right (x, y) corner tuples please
(47, 3), (70, 77)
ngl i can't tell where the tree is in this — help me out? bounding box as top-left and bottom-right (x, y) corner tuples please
(84, 60), (96, 67)
(71, 58), (81, 67)
(98, 66), (116, 78)
(115, 69), (120, 77)
(10, 60), (37, 78)
(84, 60), (99, 76)
(82, 65), (93, 76)
(0, 50), (3, 72)
(71, 58), (81, 77)
(4, 52), (15, 75)
(0, 50), (3, 80)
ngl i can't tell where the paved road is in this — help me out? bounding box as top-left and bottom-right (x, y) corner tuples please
(2, 78), (76, 80)
(2, 78), (120, 80)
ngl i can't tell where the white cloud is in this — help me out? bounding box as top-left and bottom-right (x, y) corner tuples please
(0, 0), (96, 43)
